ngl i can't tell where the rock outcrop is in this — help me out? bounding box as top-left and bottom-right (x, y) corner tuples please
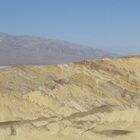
(0, 56), (140, 140)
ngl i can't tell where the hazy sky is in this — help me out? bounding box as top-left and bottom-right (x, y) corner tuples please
(0, 0), (140, 55)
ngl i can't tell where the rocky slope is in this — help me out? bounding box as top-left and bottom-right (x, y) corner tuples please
(0, 56), (140, 140)
(0, 32), (115, 66)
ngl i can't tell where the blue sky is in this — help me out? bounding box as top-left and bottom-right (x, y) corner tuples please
(0, 0), (140, 55)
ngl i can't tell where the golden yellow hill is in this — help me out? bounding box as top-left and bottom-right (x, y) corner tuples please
(0, 56), (140, 140)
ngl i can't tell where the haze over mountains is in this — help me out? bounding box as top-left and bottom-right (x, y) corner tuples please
(0, 32), (115, 66)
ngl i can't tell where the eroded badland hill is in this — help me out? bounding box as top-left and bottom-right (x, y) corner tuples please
(0, 56), (140, 140)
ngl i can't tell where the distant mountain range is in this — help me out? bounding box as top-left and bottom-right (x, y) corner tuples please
(0, 32), (116, 65)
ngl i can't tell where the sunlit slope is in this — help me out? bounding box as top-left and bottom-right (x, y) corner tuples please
(0, 56), (140, 140)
